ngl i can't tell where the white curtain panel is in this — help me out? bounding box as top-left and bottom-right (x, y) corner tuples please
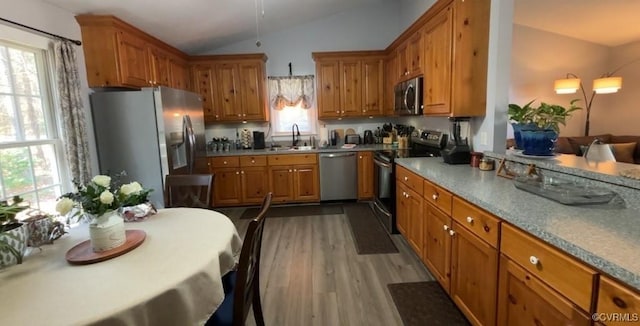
(268, 75), (315, 110)
(54, 40), (92, 185)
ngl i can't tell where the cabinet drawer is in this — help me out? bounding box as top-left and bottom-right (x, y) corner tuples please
(597, 276), (640, 326)
(239, 155), (267, 167)
(451, 197), (500, 248)
(268, 153), (317, 166)
(396, 165), (423, 196)
(423, 179), (452, 216)
(210, 156), (240, 168)
(501, 223), (596, 312)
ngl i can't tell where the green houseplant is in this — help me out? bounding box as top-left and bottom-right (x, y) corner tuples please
(0, 196), (29, 266)
(518, 99), (582, 156)
(508, 99), (537, 149)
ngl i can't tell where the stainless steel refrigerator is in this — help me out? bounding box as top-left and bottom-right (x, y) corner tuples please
(90, 87), (205, 208)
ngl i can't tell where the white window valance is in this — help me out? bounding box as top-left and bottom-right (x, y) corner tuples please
(268, 75), (314, 110)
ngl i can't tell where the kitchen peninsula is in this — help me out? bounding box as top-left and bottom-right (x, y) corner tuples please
(395, 154), (640, 325)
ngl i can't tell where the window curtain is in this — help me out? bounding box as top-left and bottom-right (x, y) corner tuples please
(268, 75), (314, 110)
(54, 40), (92, 184)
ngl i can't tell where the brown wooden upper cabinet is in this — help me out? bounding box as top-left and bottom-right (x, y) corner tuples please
(313, 51), (385, 120)
(423, 0), (490, 117)
(191, 54), (268, 124)
(397, 30), (423, 81)
(76, 15), (190, 90)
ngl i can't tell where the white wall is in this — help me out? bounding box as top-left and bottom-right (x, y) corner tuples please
(398, 0), (437, 30)
(592, 40), (640, 136)
(208, 0), (401, 76)
(0, 0), (97, 182)
(509, 24), (610, 138)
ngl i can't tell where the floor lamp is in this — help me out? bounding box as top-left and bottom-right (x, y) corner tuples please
(554, 73), (621, 136)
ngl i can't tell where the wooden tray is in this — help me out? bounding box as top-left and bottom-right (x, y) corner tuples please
(66, 230), (146, 265)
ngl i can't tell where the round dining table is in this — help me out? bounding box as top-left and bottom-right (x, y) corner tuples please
(0, 208), (242, 326)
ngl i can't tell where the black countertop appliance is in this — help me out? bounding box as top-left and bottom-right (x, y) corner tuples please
(441, 118), (471, 164)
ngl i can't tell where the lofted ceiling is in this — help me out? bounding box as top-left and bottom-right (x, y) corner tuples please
(513, 0), (640, 47)
(41, 0), (640, 54)
(41, 0), (381, 54)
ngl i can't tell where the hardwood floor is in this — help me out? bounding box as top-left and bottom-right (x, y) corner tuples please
(220, 204), (434, 326)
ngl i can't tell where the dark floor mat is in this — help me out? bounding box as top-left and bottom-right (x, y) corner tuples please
(240, 204), (343, 219)
(344, 203), (398, 255)
(387, 281), (470, 326)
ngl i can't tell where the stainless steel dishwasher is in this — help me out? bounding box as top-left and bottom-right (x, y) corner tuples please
(319, 152), (358, 201)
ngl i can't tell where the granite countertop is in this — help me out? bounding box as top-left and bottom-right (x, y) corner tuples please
(206, 144), (391, 157)
(487, 150), (640, 190)
(395, 157), (640, 292)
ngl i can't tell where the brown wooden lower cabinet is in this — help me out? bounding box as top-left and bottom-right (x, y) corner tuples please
(450, 221), (498, 326)
(357, 151), (374, 199)
(597, 276), (640, 326)
(423, 201), (452, 291)
(210, 154), (319, 207)
(212, 167), (242, 206)
(497, 255), (591, 326)
(240, 166), (269, 204)
(395, 182), (409, 236)
(396, 181), (423, 255)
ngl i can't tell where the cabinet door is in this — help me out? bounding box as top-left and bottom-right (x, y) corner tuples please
(397, 41), (409, 79)
(362, 59), (384, 116)
(340, 60), (362, 116)
(193, 65), (218, 123)
(216, 63), (240, 121)
(450, 221), (498, 326)
(409, 30), (424, 77)
(384, 54), (397, 115)
(597, 276), (640, 326)
(450, 0), (490, 117)
(357, 152), (373, 199)
(423, 5), (453, 115)
(238, 62), (266, 121)
(497, 255), (591, 326)
(316, 61), (341, 119)
(148, 46), (170, 86)
(116, 31), (150, 87)
(406, 187), (424, 256)
(293, 164), (319, 201)
(424, 202), (452, 292)
(169, 59), (189, 90)
(213, 167), (242, 207)
(241, 166), (269, 204)
(396, 182), (409, 236)
(269, 165), (294, 203)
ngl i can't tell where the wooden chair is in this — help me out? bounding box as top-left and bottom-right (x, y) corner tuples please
(207, 192), (273, 326)
(164, 174), (214, 208)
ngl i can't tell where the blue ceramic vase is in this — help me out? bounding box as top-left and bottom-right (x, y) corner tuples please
(520, 128), (557, 156)
(511, 123), (537, 150)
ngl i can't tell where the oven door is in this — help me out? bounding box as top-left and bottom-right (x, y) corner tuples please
(373, 152), (396, 233)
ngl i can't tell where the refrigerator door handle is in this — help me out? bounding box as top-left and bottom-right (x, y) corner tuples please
(183, 115), (196, 174)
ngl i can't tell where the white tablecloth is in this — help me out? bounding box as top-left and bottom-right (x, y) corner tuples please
(0, 208), (242, 326)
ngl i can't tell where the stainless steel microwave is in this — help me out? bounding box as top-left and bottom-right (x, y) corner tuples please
(394, 77), (423, 115)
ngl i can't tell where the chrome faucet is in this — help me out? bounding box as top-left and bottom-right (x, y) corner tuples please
(292, 123), (301, 147)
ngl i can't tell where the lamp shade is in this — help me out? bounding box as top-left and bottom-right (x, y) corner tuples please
(554, 78), (581, 94)
(593, 76), (622, 94)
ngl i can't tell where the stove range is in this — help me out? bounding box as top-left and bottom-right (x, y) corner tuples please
(372, 130), (447, 234)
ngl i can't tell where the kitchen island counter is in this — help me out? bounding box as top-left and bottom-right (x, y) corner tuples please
(395, 157), (640, 292)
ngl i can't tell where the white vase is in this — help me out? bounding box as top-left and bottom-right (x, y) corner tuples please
(89, 211), (126, 252)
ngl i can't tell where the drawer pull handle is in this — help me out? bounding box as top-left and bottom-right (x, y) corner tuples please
(432, 194), (438, 200)
(466, 216), (474, 223)
(235, 171), (239, 175)
(448, 229), (455, 236)
(251, 160), (255, 163)
(613, 297), (628, 309)
(443, 225), (449, 231)
(223, 161), (227, 165)
(404, 176), (408, 181)
(529, 256), (540, 265)
(241, 171), (244, 174)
